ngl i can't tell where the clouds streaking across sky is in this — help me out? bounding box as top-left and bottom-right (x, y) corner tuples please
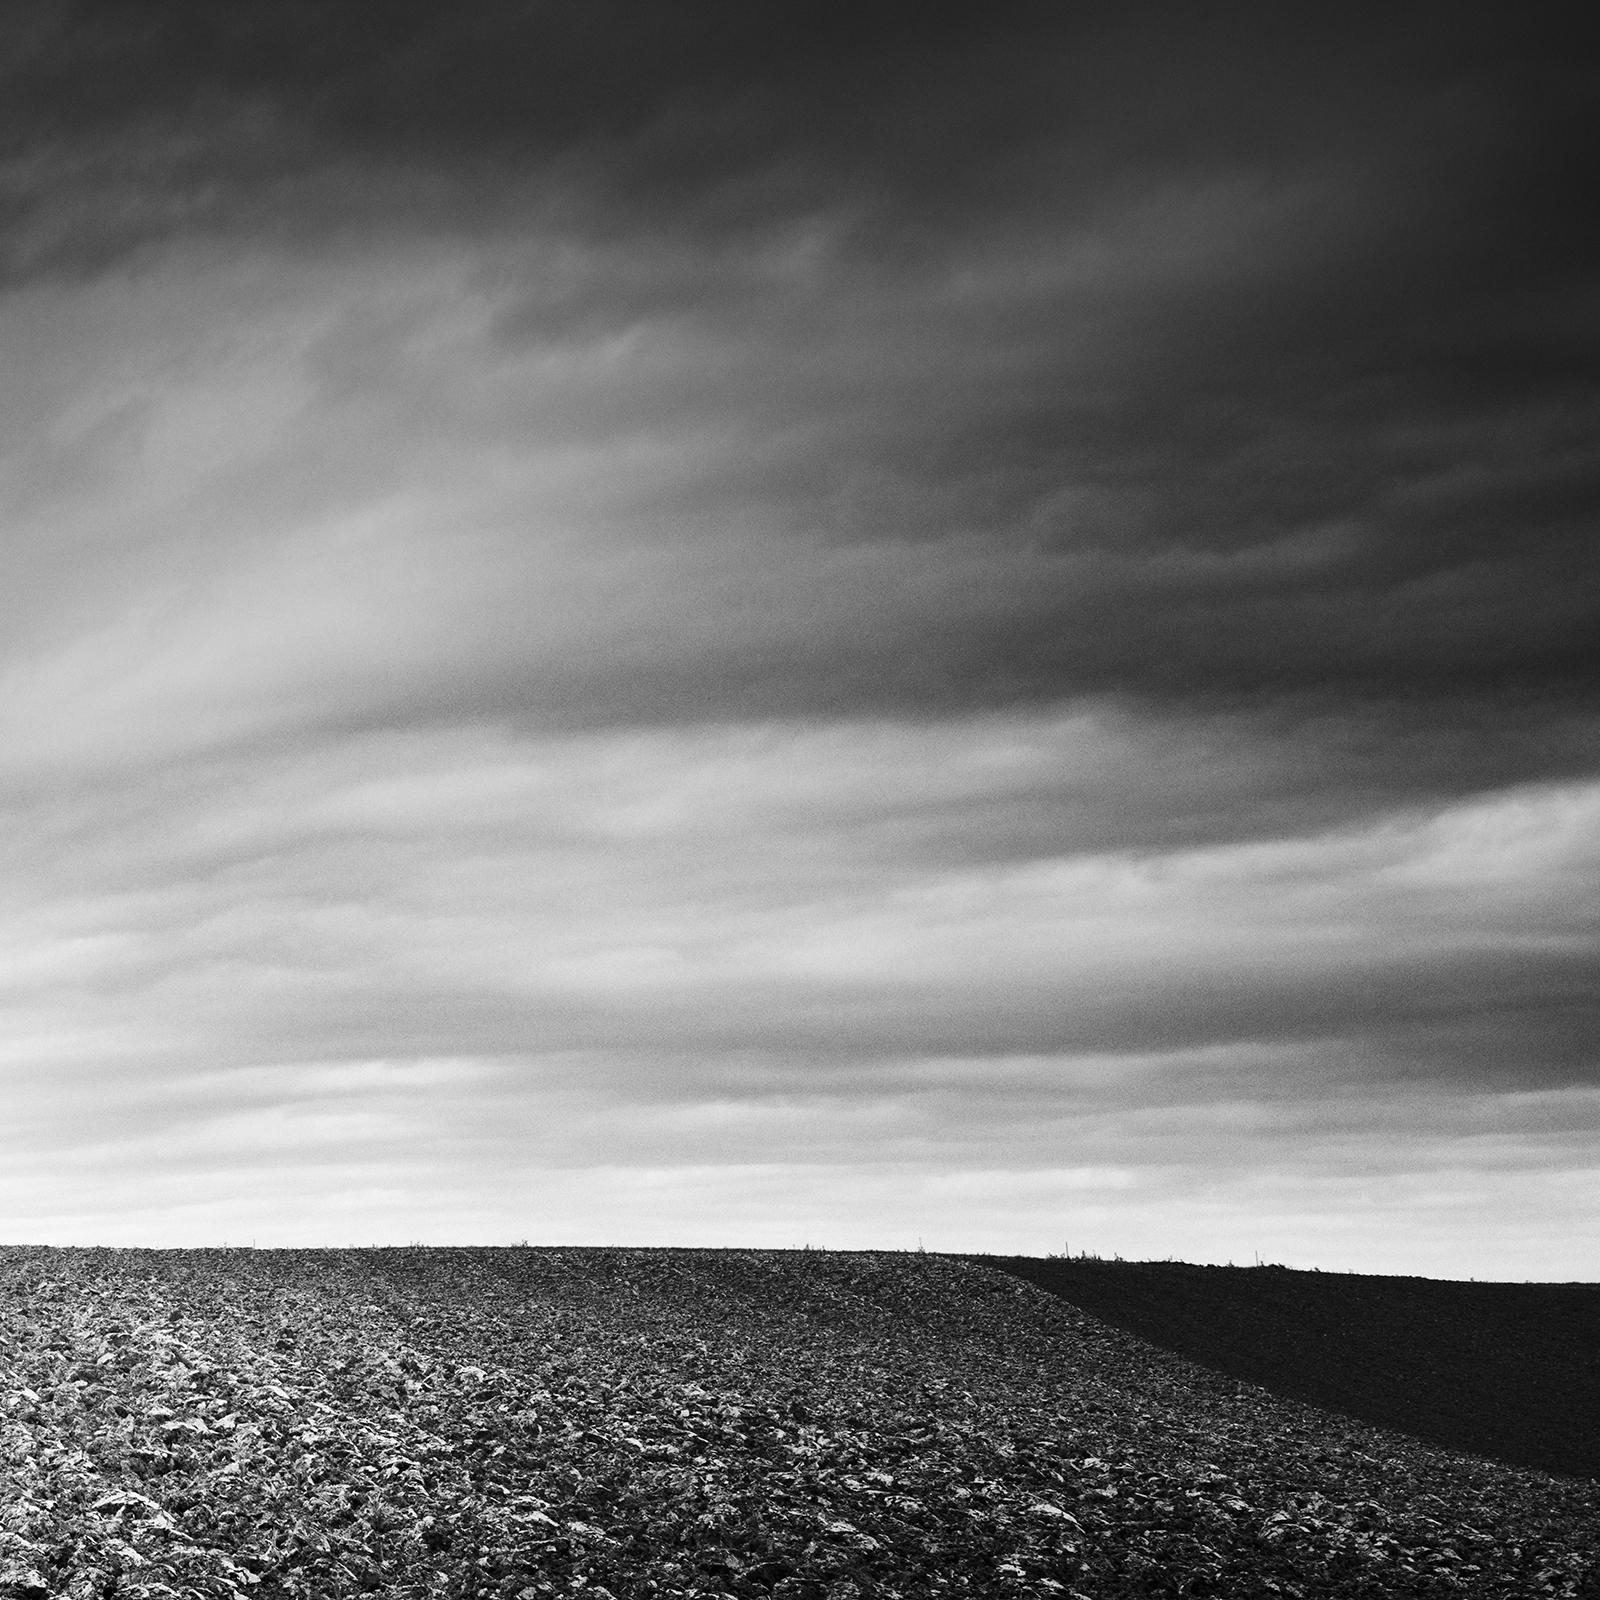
(2, 2), (1597, 1274)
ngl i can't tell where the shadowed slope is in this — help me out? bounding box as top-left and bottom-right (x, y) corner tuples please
(976, 1256), (1600, 1481)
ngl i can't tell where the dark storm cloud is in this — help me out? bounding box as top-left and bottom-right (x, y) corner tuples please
(5, 1), (1597, 761)
(0, 0), (1063, 277)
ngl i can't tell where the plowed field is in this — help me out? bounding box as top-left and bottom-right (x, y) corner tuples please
(1, 1247), (1595, 1599)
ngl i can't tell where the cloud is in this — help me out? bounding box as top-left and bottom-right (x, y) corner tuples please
(4, 216), (1597, 780)
(3, 693), (1595, 1263)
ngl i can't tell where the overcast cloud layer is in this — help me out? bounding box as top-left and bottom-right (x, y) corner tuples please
(2, 2), (1597, 1275)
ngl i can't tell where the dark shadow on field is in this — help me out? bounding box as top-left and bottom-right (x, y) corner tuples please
(973, 1255), (1600, 1480)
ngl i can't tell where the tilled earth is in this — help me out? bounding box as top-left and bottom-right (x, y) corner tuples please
(0, 1246), (1595, 1599)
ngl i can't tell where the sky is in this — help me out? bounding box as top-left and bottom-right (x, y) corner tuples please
(2, 1), (1597, 1277)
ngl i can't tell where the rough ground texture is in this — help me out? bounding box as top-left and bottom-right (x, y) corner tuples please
(977, 1256), (1600, 1482)
(0, 1247), (1596, 1599)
